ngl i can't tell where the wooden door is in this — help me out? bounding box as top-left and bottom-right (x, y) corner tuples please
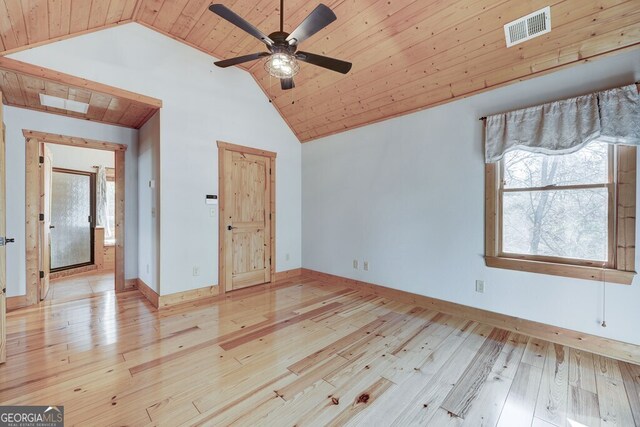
(0, 94), (6, 363)
(221, 147), (273, 291)
(39, 145), (53, 300)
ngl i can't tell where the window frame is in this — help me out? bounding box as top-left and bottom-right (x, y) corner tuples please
(485, 144), (637, 285)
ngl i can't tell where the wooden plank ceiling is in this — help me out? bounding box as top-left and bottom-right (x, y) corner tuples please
(0, 56), (161, 128)
(0, 0), (639, 140)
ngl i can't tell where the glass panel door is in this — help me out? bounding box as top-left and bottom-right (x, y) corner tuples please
(50, 169), (94, 270)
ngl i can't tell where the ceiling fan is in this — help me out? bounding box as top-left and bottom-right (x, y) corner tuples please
(209, 1), (352, 90)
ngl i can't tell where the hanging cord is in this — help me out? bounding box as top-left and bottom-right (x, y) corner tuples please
(601, 211), (608, 327)
(601, 264), (607, 327)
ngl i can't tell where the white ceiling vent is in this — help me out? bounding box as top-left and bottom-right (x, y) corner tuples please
(504, 6), (551, 47)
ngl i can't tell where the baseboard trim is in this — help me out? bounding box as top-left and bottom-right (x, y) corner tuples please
(274, 268), (303, 282)
(6, 295), (29, 312)
(124, 278), (138, 290)
(136, 278), (159, 308)
(134, 269), (303, 310)
(158, 285), (219, 308)
(301, 269), (640, 365)
(50, 264), (98, 280)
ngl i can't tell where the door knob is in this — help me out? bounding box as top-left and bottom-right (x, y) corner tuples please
(5, 238), (14, 243)
(227, 225), (236, 231)
(49, 225), (55, 229)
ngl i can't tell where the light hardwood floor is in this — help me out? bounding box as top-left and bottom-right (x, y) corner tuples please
(46, 270), (115, 301)
(1, 275), (638, 426)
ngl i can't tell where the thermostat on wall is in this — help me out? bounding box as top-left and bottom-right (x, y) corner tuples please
(206, 195), (218, 205)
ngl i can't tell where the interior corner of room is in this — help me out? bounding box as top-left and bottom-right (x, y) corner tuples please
(0, 1), (639, 424)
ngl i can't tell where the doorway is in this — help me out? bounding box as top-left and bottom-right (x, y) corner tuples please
(218, 141), (276, 293)
(24, 130), (126, 305)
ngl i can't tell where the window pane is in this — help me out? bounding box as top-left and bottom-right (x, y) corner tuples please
(502, 188), (608, 261)
(503, 141), (608, 189)
(51, 171), (92, 268)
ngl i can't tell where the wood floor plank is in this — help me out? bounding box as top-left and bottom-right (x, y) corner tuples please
(531, 417), (558, 427)
(277, 352), (394, 426)
(276, 353), (351, 401)
(183, 373), (295, 426)
(535, 343), (570, 426)
(0, 272), (638, 426)
(569, 348), (598, 394)
(521, 338), (550, 369)
(458, 372), (513, 426)
(497, 363), (544, 427)
(388, 324), (496, 426)
(440, 327), (510, 418)
(595, 373), (635, 426)
(492, 332), (529, 380)
(619, 361), (640, 426)
(567, 385), (601, 426)
(287, 314), (392, 374)
(594, 354), (624, 381)
(347, 319), (477, 426)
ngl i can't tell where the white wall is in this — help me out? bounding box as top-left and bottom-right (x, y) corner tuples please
(10, 23), (302, 295)
(302, 49), (640, 345)
(47, 144), (114, 171)
(138, 111), (160, 292)
(4, 107), (138, 297)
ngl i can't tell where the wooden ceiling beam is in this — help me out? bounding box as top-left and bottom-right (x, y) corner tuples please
(0, 56), (162, 108)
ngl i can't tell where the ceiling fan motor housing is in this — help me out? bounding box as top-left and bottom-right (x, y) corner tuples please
(267, 32), (298, 54)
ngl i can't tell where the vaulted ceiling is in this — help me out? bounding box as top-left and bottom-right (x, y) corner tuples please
(0, 0), (639, 141)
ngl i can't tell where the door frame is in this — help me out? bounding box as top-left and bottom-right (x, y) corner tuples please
(217, 141), (276, 294)
(24, 130), (127, 306)
(49, 167), (97, 273)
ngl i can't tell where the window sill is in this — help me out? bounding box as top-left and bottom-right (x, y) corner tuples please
(485, 256), (635, 285)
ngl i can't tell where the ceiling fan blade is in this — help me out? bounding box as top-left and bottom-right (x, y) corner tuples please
(296, 51), (352, 74)
(286, 4), (336, 45)
(214, 52), (270, 68)
(281, 78), (295, 90)
(209, 4), (274, 46)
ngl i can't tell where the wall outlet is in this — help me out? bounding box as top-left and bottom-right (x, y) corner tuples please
(193, 266), (200, 276)
(475, 280), (485, 293)
(353, 259), (358, 269)
(363, 261), (369, 271)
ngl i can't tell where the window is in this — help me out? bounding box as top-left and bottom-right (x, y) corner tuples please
(485, 142), (636, 284)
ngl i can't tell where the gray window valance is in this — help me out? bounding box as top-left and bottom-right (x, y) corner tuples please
(484, 84), (640, 163)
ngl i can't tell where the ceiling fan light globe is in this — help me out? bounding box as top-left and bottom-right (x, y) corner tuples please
(265, 53), (300, 79)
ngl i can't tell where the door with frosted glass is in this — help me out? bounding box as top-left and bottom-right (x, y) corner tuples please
(50, 169), (95, 271)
